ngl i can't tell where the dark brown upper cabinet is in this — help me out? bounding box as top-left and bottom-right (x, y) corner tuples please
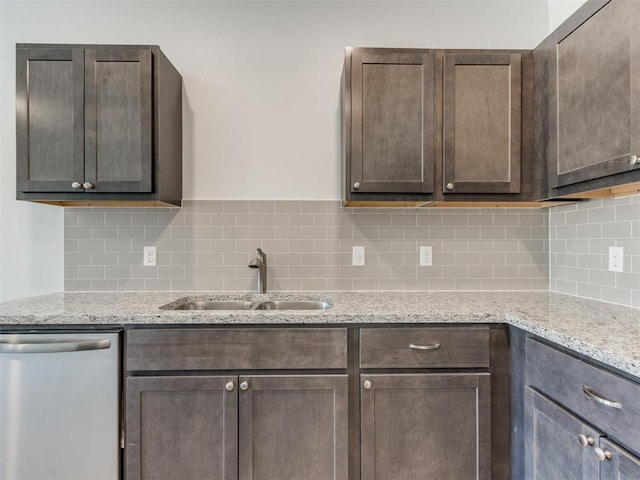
(16, 44), (182, 207)
(536, 0), (640, 198)
(343, 47), (538, 207)
(347, 49), (436, 198)
(443, 53), (521, 195)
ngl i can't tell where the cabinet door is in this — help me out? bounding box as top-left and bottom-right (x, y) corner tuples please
(524, 387), (600, 480)
(238, 375), (348, 480)
(549, 0), (640, 188)
(443, 53), (521, 194)
(16, 48), (85, 193)
(360, 373), (491, 480)
(350, 50), (435, 194)
(125, 376), (238, 480)
(599, 439), (640, 480)
(84, 48), (153, 193)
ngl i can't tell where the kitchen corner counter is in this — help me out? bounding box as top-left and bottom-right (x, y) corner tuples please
(0, 290), (638, 379)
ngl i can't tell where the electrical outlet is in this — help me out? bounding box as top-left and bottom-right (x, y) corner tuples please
(608, 246), (623, 272)
(352, 246), (365, 266)
(143, 246), (156, 266)
(420, 246), (433, 266)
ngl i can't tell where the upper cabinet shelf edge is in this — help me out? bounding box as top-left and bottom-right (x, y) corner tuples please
(16, 43), (182, 207)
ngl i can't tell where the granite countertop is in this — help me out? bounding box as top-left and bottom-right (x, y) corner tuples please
(0, 290), (638, 379)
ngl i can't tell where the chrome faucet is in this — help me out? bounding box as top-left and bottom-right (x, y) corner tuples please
(248, 248), (267, 294)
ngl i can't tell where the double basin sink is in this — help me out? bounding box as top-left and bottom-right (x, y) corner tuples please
(161, 296), (332, 311)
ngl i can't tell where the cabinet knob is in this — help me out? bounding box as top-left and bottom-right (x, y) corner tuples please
(72, 182), (82, 189)
(577, 434), (595, 447)
(225, 381), (235, 391)
(631, 155), (639, 166)
(446, 183), (454, 191)
(240, 381), (249, 391)
(82, 182), (94, 190)
(353, 182), (361, 190)
(594, 447), (612, 462)
(363, 380), (372, 390)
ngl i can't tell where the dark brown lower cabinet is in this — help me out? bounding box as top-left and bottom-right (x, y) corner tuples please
(360, 373), (491, 480)
(524, 387), (600, 480)
(524, 360), (640, 480)
(124, 326), (505, 480)
(125, 376), (238, 480)
(238, 375), (348, 480)
(125, 374), (348, 480)
(600, 439), (640, 480)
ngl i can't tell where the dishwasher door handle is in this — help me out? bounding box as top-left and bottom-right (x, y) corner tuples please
(0, 338), (111, 354)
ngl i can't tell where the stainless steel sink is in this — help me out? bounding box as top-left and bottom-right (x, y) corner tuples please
(252, 300), (331, 310)
(162, 298), (332, 311)
(170, 300), (254, 310)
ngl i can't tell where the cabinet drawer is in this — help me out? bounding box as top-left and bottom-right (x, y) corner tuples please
(526, 338), (640, 453)
(126, 328), (347, 371)
(359, 327), (490, 368)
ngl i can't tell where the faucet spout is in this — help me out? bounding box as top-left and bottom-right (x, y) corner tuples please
(248, 248), (267, 294)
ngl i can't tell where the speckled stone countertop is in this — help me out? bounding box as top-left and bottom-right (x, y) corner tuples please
(0, 290), (638, 379)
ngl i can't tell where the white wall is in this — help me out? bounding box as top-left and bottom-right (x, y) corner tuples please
(0, 1), (64, 302)
(547, 0), (588, 31)
(0, 0), (552, 301)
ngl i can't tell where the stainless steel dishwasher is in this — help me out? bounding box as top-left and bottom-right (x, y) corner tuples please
(0, 332), (120, 480)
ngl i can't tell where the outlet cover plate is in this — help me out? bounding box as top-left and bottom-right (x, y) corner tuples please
(420, 246), (433, 266)
(608, 246), (623, 272)
(144, 246), (156, 266)
(352, 246), (365, 266)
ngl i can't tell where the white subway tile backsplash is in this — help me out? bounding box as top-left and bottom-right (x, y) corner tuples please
(91, 279), (118, 291)
(66, 227), (92, 240)
(602, 221), (632, 239)
(566, 209), (588, 225)
(588, 205), (616, 223)
(105, 213), (132, 226)
(378, 227), (403, 240)
(105, 266), (131, 279)
(237, 214), (263, 227)
(118, 226), (145, 239)
(131, 213), (159, 226)
(78, 240), (105, 253)
(66, 200), (553, 293)
(601, 286), (632, 306)
(549, 195), (640, 307)
(223, 201), (249, 214)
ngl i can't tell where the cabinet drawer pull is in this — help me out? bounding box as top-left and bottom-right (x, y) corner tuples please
(225, 381), (235, 391)
(631, 154), (639, 166)
(72, 182), (82, 189)
(409, 343), (441, 351)
(582, 385), (622, 409)
(240, 381), (249, 391)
